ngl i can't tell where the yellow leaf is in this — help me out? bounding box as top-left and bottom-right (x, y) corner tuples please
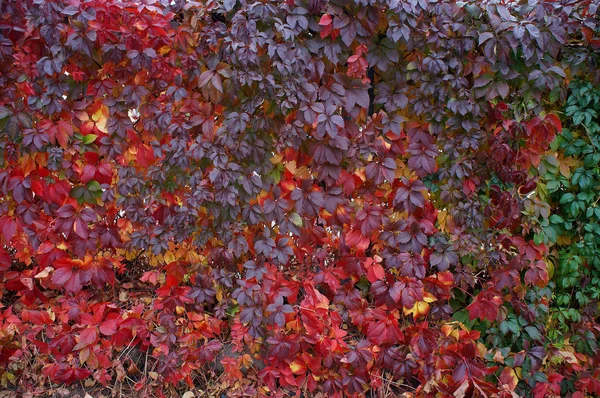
(476, 342), (487, 356)
(423, 291), (437, 303)
(437, 210), (448, 232)
(545, 259), (555, 279)
(163, 251), (176, 264)
(148, 255), (161, 267)
(286, 160), (297, 173)
(289, 360), (306, 375)
(559, 349), (578, 364)
(403, 301), (430, 318)
(556, 235), (572, 246)
(294, 166), (311, 179)
(493, 349), (505, 364)
(559, 162), (571, 178)
(270, 153), (283, 164)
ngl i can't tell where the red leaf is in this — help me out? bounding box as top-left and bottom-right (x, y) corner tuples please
(0, 247), (10, 271)
(74, 327), (98, 350)
(136, 144), (155, 167)
(499, 367), (518, 391)
(73, 218), (89, 240)
(318, 14), (333, 38)
(1, 216), (17, 242)
(165, 261), (186, 287)
(52, 263), (83, 293)
(318, 14), (332, 26)
(99, 319), (117, 336)
(22, 309), (53, 325)
(467, 290), (503, 321)
(345, 229), (370, 252)
(56, 120), (73, 149)
(364, 257), (385, 283)
(367, 309), (403, 345)
(525, 260), (549, 288)
(390, 278), (424, 308)
(80, 257), (114, 288)
(81, 164), (96, 184)
(544, 113), (561, 131)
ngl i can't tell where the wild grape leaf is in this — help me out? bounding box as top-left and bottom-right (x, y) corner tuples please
(365, 158), (396, 185)
(136, 144), (155, 167)
(429, 250), (459, 272)
(407, 140), (438, 177)
(267, 332), (296, 362)
(366, 308), (403, 345)
(396, 253), (426, 279)
(164, 261), (187, 287)
(364, 256), (385, 283)
(73, 327), (98, 350)
(266, 296), (294, 327)
(52, 264), (84, 293)
(99, 319), (118, 336)
(499, 367), (518, 391)
(345, 228), (370, 252)
(390, 278), (424, 308)
(355, 204), (383, 236)
(73, 218), (89, 240)
(255, 238), (276, 257)
(393, 177), (426, 213)
(524, 260), (549, 288)
(271, 238), (294, 264)
(291, 186), (324, 217)
(198, 339), (222, 363)
(467, 290), (503, 321)
(0, 216), (16, 242)
(80, 257), (115, 288)
(409, 323), (438, 358)
(22, 309), (53, 325)
(0, 246), (10, 271)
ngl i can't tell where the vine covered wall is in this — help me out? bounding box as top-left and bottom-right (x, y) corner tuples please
(0, 0), (599, 396)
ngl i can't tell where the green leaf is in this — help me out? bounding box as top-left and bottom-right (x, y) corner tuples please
(87, 180), (102, 192)
(525, 326), (542, 341)
(545, 180), (559, 192)
(82, 134), (98, 144)
(543, 225), (557, 243)
(70, 186), (86, 199)
(559, 193), (574, 205)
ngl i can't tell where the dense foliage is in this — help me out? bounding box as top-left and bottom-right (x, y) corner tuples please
(1, 0), (599, 396)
